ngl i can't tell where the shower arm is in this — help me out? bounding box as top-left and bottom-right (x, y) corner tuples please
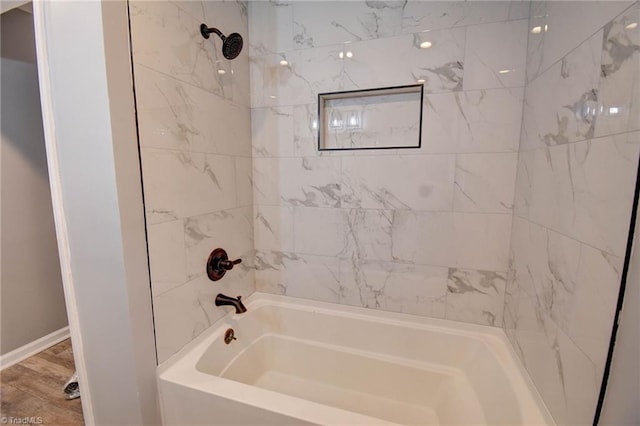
(200, 24), (225, 40)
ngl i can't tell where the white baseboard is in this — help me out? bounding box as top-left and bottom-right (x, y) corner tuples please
(0, 326), (70, 370)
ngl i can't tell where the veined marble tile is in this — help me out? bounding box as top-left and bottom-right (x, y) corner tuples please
(255, 250), (340, 303)
(254, 250), (297, 295)
(234, 156), (253, 207)
(507, 314), (600, 426)
(344, 209), (394, 262)
(130, 1), (239, 99)
(251, 106), (294, 157)
(512, 146), (564, 227)
(504, 235), (600, 426)
(454, 152), (518, 213)
(202, 95), (251, 156)
(141, 149), (237, 224)
(254, 205), (295, 252)
(130, 1), (203, 82)
(518, 132), (640, 257)
(147, 219), (187, 296)
(483, 0), (530, 22)
(154, 264), (255, 362)
(539, 228), (581, 331)
(563, 132), (640, 256)
(340, 259), (448, 318)
(596, 3), (640, 137)
(391, 211), (511, 271)
(248, 1), (293, 56)
(402, 1), (469, 34)
(508, 217), (581, 333)
(250, 45), (344, 107)
(293, 207), (347, 257)
(422, 88), (524, 154)
(286, 44), (349, 103)
(567, 245), (622, 377)
(293, 103), (320, 157)
(153, 276), (222, 363)
(445, 268), (506, 327)
(463, 19), (528, 90)
(342, 155), (455, 210)
(401, 1), (530, 34)
(252, 157), (283, 206)
(552, 328), (602, 425)
(452, 212), (512, 272)
(391, 211), (455, 267)
(343, 29), (466, 94)
(183, 206), (254, 280)
(202, 1), (249, 48)
(134, 66), (251, 157)
(292, 1), (404, 49)
(506, 217), (544, 315)
(134, 65), (193, 152)
(505, 219), (555, 346)
(512, 149), (533, 218)
(521, 29), (603, 151)
(250, 54), (283, 108)
(253, 157), (342, 207)
(229, 40), (252, 108)
(503, 265), (555, 344)
(527, 1), (634, 82)
(170, 0), (205, 22)
(203, 0), (250, 106)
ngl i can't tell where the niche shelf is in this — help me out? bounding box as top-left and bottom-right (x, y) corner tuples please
(317, 84), (424, 151)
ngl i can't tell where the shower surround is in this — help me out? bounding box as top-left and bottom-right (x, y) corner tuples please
(129, 1), (254, 362)
(127, 1), (640, 424)
(505, 2), (639, 424)
(247, 1), (640, 423)
(249, 1), (529, 326)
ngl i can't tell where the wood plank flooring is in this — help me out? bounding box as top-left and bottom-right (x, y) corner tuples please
(1, 339), (84, 425)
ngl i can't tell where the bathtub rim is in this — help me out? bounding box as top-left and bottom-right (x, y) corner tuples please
(157, 292), (555, 425)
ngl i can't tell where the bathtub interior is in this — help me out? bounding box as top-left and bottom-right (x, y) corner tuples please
(220, 335), (482, 425)
(190, 299), (538, 425)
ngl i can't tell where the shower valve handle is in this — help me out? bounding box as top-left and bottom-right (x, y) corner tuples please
(207, 248), (242, 281)
(219, 258), (242, 270)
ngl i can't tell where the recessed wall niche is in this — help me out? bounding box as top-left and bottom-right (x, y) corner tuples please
(318, 84), (424, 151)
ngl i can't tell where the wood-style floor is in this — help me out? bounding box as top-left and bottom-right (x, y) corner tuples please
(1, 339), (84, 425)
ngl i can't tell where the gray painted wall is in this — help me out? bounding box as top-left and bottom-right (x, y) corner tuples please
(1, 8), (68, 355)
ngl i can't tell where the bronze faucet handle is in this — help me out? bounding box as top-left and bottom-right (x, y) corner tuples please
(224, 328), (237, 344)
(218, 258), (242, 270)
(207, 248), (242, 281)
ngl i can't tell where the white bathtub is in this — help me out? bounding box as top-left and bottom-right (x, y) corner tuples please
(158, 293), (554, 425)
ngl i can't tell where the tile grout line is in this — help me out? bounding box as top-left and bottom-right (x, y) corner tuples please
(526, 1), (637, 85)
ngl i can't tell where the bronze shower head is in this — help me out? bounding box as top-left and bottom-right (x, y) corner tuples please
(200, 24), (243, 60)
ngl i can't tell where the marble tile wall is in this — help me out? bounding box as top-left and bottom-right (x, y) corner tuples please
(129, 0), (254, 363)
(504, 2), (640, 424)
(248, 1), (530, 327)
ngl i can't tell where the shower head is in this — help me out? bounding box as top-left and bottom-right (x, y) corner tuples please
(221, 32), (244, 60)
(200, 24), (244, 60)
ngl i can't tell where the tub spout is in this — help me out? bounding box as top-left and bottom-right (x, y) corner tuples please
(215, 293), (247, 314)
